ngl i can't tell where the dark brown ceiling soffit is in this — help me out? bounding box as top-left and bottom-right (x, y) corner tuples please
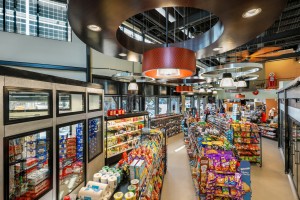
(68, 0), (287, 62)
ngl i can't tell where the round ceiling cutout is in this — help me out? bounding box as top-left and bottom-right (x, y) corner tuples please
(68, 0), (286, 62)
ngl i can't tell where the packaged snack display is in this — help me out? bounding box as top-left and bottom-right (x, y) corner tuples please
(58, 122), (85, 200)
(232, 122), (262, 166)
(109, 129), (166, 200)
(185, 118), (252, 200)
(105, 113), (147, 165)
(5, 130), (52, 200)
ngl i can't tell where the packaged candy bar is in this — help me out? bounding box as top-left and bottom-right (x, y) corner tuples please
(216, 174), (225, 184)
(222, 187), (229, 195)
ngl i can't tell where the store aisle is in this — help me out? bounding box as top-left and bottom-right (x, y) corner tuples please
(161, 133), (196, 200)
(251, 138), (296, 200)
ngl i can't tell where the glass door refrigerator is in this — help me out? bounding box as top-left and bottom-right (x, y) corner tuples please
(57, 121), (86, 200)
(290, 119), (300, 198)
(4, 128), (53, 200)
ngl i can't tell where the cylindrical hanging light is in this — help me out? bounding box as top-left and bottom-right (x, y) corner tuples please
(175, 85), (193, 93)
(207, 88), (212, 93)
(128, 80), (138, 91)
(213, 90), (218, 94)
(220, 73), (234, 87)
(199, 88), (206, 93)
(142, 47), (196, 79)
(237, 77), (247, 87)
(235, 93), (246, 98)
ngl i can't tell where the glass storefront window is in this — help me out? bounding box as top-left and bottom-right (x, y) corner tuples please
(88, 93), (102, 112)
(145, 97), (156, 117)
(104, 96), (118, 112)
(57, 92), (85, 116)
(5, 88), (52, 124)
(171, 97), (180, 114)
(185, 97), (191, 109)
(159, 98), (168, 114)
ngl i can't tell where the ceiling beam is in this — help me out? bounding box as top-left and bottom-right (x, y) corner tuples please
(168, 11), (213, 32)
(245, 27), (300, 46)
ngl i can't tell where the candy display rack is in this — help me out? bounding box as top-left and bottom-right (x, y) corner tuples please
(105, 112), (149, 165)
(185, 122), (252, 200)
(232, 122), (262, 167)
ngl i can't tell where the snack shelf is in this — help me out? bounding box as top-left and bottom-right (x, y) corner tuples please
(107, 137), (140, 149)
(232, 123), (262, 167)
(107, 147), (135, 158)
(107, 129), (141, 138)
(107, 120), (145, 129)
(105, 112), (149, 165)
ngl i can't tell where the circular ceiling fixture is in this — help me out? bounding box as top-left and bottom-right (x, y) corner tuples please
(68, 0), (286, 61)
(87, 24), (102, 32)
(200, 62), (263, 78)
(242, 8), (262, 18)
(142, 47), (196, 79)
(213, 47), (223, 51)
(244, 74), (259, 81)
(166, 76), (206, 84)
(112, 72), (155, 83)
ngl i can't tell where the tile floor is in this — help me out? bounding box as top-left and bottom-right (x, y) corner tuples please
(161, 133), (297, 200)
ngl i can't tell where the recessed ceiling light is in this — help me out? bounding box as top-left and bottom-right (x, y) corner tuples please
(87, 24), (102, 32)
(213, 47), (223, 51)
(119, 53), (127, 57)
(242, 8), (262, 18)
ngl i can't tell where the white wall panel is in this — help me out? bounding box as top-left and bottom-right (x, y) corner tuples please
(0, 31), (86, 68)
(91, 49), (142, 77)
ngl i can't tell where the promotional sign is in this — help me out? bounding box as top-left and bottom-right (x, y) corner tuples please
(240, 161), (252, 200)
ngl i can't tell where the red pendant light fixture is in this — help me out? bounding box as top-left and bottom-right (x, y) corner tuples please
(235, 93), (246, 99)
(175, 85), (193, 93)
(142, 47), (196, 79)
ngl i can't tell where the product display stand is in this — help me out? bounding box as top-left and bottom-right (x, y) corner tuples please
(105, 112), (149, 165)
(185, 121), (252, 200)
(149, 113), (183, 137)
(109, 128), (166, 200)
(232, 122), (262, 167)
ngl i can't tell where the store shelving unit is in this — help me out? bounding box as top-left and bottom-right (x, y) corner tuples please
(149, 114), (183, 137)
(207, 115), (230, 134)
(105, 112), (149, 165)
(258, 123), (278, 140)
(233, 123), (262, 167)
(139, 129), (167, 199)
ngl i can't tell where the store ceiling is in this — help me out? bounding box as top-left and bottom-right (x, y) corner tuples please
(200, 0), (300, 66)
(68, 0), (286, 63)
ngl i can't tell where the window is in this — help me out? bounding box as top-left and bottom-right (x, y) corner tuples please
(4, 87), (52, 125)
(57, 91), (85, 116)
(2, 0), (71, 41)
(0, 0), (4, 31)
(145, 97), (156, 117)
